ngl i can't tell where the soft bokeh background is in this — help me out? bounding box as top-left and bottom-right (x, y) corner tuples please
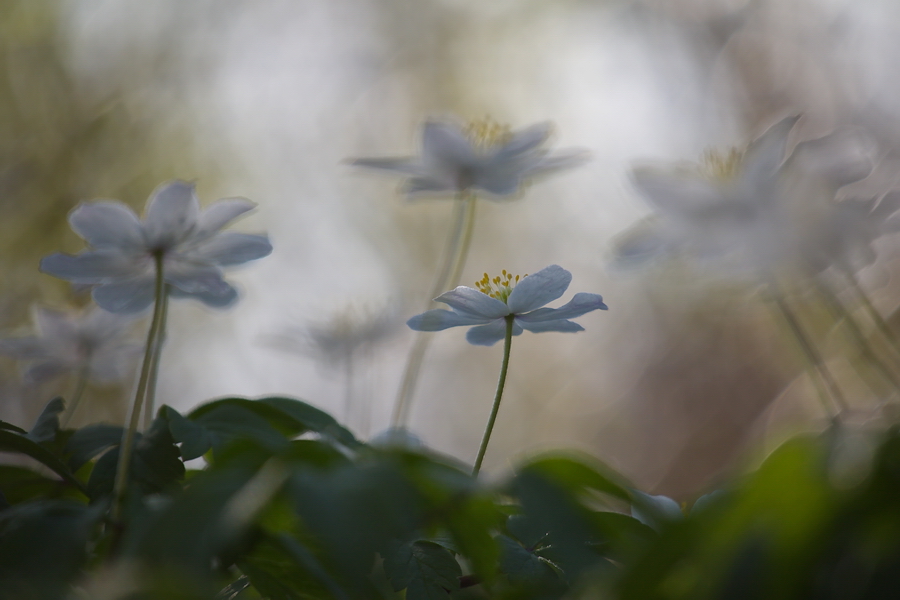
(4, 0), (900, 500)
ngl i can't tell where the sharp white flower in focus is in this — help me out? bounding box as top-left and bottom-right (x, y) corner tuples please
(0, 305), (140, 384)
(613, 117), (878, 278)
(351, 117), (589, 198)
(40, 180), (273, 313)
(407, 265), (607, 346)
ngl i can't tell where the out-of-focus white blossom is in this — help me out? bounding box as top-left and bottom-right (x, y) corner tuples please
(0, 305), (140, 384)
(351, 118), (588, 199)
(613, 117), (887, 280)
(40, 181), (273, 313)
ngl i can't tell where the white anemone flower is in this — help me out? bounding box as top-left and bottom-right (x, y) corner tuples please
(351, 117), (588, 198)
(0, 305), (140, 384)
(40, 181), (273, 313)
(613, 117), (878, 279)
(407, 264), (607, 346)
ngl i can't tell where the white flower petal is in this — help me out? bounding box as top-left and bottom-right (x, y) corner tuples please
(516, 318), (584, 334)
(421, 121), (475, 168)
(34, 307), (75, 342)
(144, 180), (201, 248)
(165, 263), (230, 294)
(0, 337), (47, 359)
(434, 287), (511, 319)
(492, 122), (552, 160)
(403, 176), (455, 196)
(188, 232), (272, 266)
(631, 167), (723, 215)
(41, 251), (145, 283)
(612, 219), (671, 268)
(68, 201), (144, 250)
(92, 277), (157, 314)
(24, 360), (69, 384)
(506, 265), (571, 314)
(406, 309), (491, 331)
(526, 148), (591, 176)
(518, 293), (608, 323)
(475, 165), (525, 196)
(740, 116), (798, 186)
(195, 198), (257, 240)
(351, 157), (423, 176)
(465, 320), (523, 346)
(169, 283), (239, 308)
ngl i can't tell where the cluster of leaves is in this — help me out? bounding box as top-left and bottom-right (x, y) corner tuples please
(1, 395), (899, 599)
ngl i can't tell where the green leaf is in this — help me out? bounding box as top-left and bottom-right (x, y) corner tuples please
(0, 430), (86, 495)
(497, 534), (561, 588)
(165, 406), (212, 460)
(258, 397), (359, 447)
(383, 539), (462, 600)
(184, 400), (294, 456)
(65, 424), (123, 471)
(0, 465), (71, 504)
(518, 454), (631, 503)
(26, 397), (64, 444)
(0, 421), (27, 434)
(630, 490), (684, 532)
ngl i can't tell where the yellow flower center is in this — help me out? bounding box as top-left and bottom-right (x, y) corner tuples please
(699, 147), (743, 181)
(475, 269), (527, 303)
(465, 117), (512, 150)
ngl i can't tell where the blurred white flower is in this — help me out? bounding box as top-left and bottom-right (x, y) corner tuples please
(351, 117), (588, 198)
(613, 117), (881, 279)
(407, 265), (607, 346)
(40, 180), (273, 313)
(0, 305), (140, 384)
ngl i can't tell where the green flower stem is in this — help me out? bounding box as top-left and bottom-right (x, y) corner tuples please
(142, 283), (169, 431)
(60, 365), (90, 428)
(111, 252), (168, 524)
(815, 279), (900, 397)
(767, 285), (847, 417)
(391, 192), (478, 427)
(473, 315), (515, 476)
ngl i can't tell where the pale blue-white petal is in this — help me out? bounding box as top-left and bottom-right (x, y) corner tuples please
(526, 148), (591, 175)
(517, 293), (608, 323)
(194, 198), (257, 240)
(40, 251), (144, 284)
(188, 232), (273, 266)
(475, 164), (525, 196)
(407, 308), (490, 331)
(434, 287), (510, 319)
(789, 133), (873, 188)
(169, 283), (239, 308)
(68, 201), (145, 250)
(143, 180), (201, 249)
(611, 219), (671, 268)
(33, 307), (76, 342)
(403, 176), (455, 196)
(516, 318), (584, 334)
(92, 277), (157, 314)
(631, 167), (723, 215)
(0, 337), (47, 359)
(421, 121), (475, 168)
(506, 265), (571, 314)
(465, 319), (523, 346)
(165, 262), (230, 294)
(491, 122), (551, 161)
(24, 360), (69, 384)
(351, 157), (423, 176)
(740, 116), (799, 187)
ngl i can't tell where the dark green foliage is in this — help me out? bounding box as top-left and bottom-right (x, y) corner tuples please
(1, 396), (900, 599)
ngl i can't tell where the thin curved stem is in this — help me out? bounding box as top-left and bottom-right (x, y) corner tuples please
(766, 285), (847, 417)
(111, 253), (168, 524)
(391, 192), (478, 427)
(142, 284), (169, 430)
(60, 365), (90, 428)
(473, 315), (514, 476)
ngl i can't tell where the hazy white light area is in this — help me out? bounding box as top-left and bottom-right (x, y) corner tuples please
(4, 0), (893, 495)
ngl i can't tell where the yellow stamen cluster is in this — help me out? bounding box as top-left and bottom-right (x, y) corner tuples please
(465, 117), (512, 150)
(700, 147), (743, 181)
(476, 269), (526, 303)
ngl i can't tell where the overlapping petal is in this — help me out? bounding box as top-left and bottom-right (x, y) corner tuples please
(466, 320), (523, 346)
(506, 265), (571, 314)
(69, 202), (144, 250)
(435, 287), (511, 319)
(144, 180), (201, 248)
(188, 232), (273, 266)
(518, 319), (584, 334)
(92, 277), (157, 313)
(517, 293), (608, 322)
(195, 198), (257, 240)
(406, 309), (492, 331)
(41, 251), (145, 284)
